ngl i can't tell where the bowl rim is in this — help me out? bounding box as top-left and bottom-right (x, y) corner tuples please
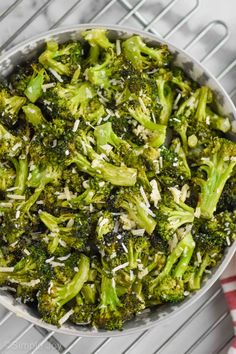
(0, 23), (235, 337)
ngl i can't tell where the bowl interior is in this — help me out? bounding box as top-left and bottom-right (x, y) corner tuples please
(0, 24), (235, 337)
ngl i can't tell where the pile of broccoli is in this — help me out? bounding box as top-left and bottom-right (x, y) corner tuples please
(0, 29), (235, 331)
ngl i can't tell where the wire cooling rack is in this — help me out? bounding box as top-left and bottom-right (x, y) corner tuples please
(0, 1), (235, 353)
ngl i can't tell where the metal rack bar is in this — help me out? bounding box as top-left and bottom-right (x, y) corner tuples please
(61, 337), (82, 354)
(0, 0), (24, 22)
(154, 288), (223, 354)
(184, 20), (229, 63)
(121, 287), (222, 354)
(118, 0), (162, 36)
(217, 58), (236, 81)
(92, 338), (112, 354)
(28, 331), (55, 354)
(0, 0), (56, 53)
(122, 330), (149, 354)
(50, 0), (87, 29)
(89, 0), (118, 23)
(0, 311), (13, 326)
(117, 0), (147, 25)
(143, 0), (180, 31)
(2, 323), (34, 351)
(34, 326), (68, 353)
(213, 334), (234, 354)
(184, 312), (230, 354)
(164, 0), (199, 39)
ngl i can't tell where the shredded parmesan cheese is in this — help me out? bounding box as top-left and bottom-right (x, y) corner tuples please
(116, 39), (121, 56)
(0, 267), (14, 272)
(112, 262), (129, 273)
(58, 309), (74, 325)
(72, 119), (80, 132)
(131, 229), (145, 236)
(7, 194), (25, 200)
(49, 68), (63, 82)
(140, 186), (150, 207)
(150, 179), (161, 207)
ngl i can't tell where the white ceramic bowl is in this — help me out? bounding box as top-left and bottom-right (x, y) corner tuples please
(0, 24), (235, 337)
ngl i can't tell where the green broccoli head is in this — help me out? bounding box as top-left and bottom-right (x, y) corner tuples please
(41, 82), (95, 121)
(39, 211), (91, 254)
(115, 187), (157, 235)
(0, 84), (26, 125)
(0, 162), (15, 192)
(37, 253), (90, 326)
(122, 36), (171, 71)
(39, 40), (81, 77)
(0, 123), (23, 159)
(194, 137), (236, 219)
(193, 211), (236, 252)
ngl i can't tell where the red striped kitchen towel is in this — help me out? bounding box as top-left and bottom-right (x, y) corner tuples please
(221, 256), (236, 354)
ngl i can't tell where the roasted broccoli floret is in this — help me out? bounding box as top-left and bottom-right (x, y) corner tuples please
(217, 175), (236, 212)
(115, 187), (157, 235)
(129, 106), (166, 147)
(154, 68), (174, 124)
(82, 29), (114, 64)
(85, 51), (113, 89)
(66, 132), (137, 186)
(37, 253), (90, 325)
(170, 86), (231, 153)
(122, 36), (171, 71)
(22, 103), (47, 127)
(147, 230), (195, 302)
(0, 84), (26, 125)
(0, 245), (48, 291)
(156, 144), (191, 187)
(194, 137), (236, 219)
(39, 40), (81, 77)
(0, 123), (23, 159)
(0, 162), (15, 192)
(41, 82), (95, 121)
(24, 67), (46, 103)
(21, 162), (62, 213)
(193, 211), (236, 252)
(155, 191), (194, 241)
(39, 211), (91, 254)
(92, 274), (123, 330)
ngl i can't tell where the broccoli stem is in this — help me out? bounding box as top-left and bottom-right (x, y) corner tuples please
(94, 122), (125, 148)
(81, 284), (96, 304)
(150, 231), (195, 291)
(39, 211), (72, 232)
(189, 254), (210, 290)
(0, 123), (15, 141)
(69, 151), (137, 186)
(21, 186), (44, 214)
(100, 275), (121, 310)
(58, 254), (90, 307)
(206, 108), (231, 133)
(156, 79), (174, 125)
(96, 160), (137, 186)
(12, 157), (28, 195)
(22, 104), (47, 127)
(24, 70), (44, 103)
(167, 203), (194, 231)
(195, 86), (210, 122)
